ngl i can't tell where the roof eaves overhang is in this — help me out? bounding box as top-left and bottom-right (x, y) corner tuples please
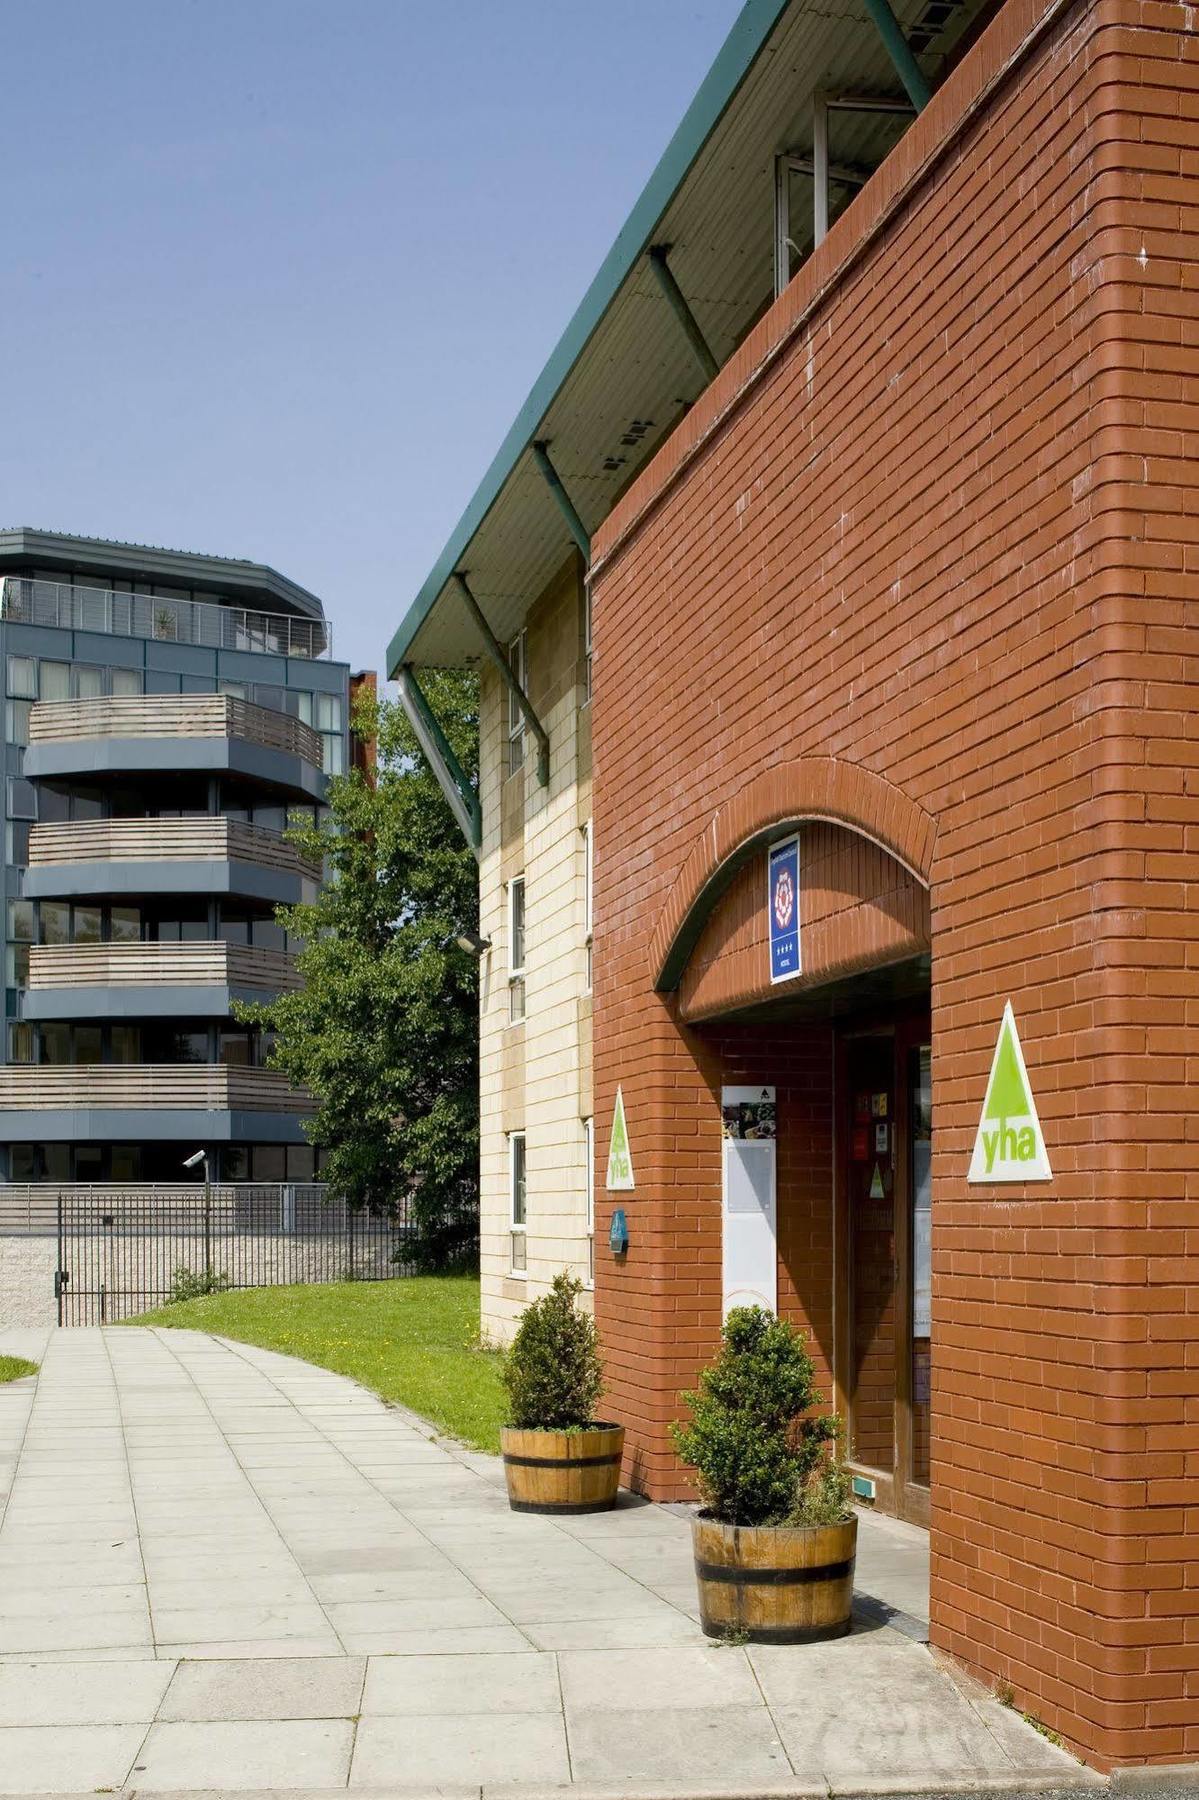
(386, 0), (791, 677)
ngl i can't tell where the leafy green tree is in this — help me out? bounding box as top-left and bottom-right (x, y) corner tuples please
(238, 675), (479, 1268)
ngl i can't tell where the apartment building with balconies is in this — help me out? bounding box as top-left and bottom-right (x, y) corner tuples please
(0, 528), (362, 1184)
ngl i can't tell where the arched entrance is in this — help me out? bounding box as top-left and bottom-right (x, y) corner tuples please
(654, 792), (935, 1528)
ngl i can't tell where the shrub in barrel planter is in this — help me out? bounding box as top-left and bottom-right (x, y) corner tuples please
(500, 1272), (624, 1514)
(671, 1306), (856, 1643)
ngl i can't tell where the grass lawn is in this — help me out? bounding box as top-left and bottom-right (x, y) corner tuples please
(0, 1356), (38, 1385)
(129, 1276), (506, 1453)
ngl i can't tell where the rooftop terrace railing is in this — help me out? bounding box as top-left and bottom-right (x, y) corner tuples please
(0, 576), (331, 659)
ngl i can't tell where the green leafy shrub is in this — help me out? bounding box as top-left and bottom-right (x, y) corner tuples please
(790, 1454), (853, 1526)
(671, 1306), (839, 1526)
(168, 1265), (231, 1304)
(503, 1272), (604, 1429)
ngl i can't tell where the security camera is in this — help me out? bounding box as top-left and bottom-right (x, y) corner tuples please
(182, 1149), (207, 1170)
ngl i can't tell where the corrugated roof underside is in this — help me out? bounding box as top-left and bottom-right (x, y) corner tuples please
(403, 0), (955, 669)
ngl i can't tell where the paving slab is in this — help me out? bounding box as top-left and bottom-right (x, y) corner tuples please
(336, 1622), (533, 1656)
(159, 1656), (366, 1722)
(134, 1718), (355, 1790)
(567, 1703), (793, 1785)
(0, 1722), (147, 1794)
(350, 1708), (571, 1787)
(155, 1637), (349, 1661)
(559, 1644), (763, 1712)
(523, 1612), (710, 1651)
(149, 1603), (338, 1646)
(0, 1612), (153, 1654)
(361, 1648), (561, 1715)
(0, 1657), (175, 1725)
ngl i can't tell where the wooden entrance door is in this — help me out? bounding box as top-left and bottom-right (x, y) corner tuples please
(836, 1009), (932, 1526)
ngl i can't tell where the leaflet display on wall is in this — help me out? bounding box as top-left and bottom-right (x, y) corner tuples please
(721, 1085), (777, 1315)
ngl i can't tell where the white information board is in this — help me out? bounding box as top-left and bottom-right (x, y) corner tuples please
(721, 1086), (777, 1316)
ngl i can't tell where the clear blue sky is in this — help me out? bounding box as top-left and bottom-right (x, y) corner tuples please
(1, 1), (741, 676)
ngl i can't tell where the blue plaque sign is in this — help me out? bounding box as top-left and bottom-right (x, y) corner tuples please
(768, 835), (801, 984)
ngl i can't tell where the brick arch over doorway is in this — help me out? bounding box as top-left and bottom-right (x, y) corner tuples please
(678, 821), (931, 1021)
(650, 757), (937, 992)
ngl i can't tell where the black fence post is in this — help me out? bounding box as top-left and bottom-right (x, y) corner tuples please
(55, 1191), (64, 1328)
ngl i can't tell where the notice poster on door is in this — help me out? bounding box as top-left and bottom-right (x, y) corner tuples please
(721, 1086), (777, 1317)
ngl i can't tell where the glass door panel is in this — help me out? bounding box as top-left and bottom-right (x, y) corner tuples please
(909, 1043), (932, 1489)
(848, 1037), (896, 1472)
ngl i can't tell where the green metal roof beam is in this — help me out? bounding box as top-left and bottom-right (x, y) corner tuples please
(648, 246), (720, 385)
(452, 574), (550, 786)
(385, 0), (792, 675)
(531, 442), (592, 564)
(861, 0), (932, 109)
(395, 666), (482, 855)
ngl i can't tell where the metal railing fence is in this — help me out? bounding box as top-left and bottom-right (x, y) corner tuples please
(0, 577), (331, 659)
(0, 1183), (477, 1326)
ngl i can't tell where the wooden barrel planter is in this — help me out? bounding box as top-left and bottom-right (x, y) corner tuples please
(501, 1424), (625, 1514)
(691, 1513), (857, 1643)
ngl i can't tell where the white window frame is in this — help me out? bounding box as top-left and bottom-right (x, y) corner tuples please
(584, 1116), (594, 1287)
(509, 1131), (527, 1274)
(507, 876), (526, 1025)
(582, 820), (593, 993)
(508, 630), (526, 774)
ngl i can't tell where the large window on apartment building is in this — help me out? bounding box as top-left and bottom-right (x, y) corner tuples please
(508, 876), (526, 1024)
(6, 657), (143, 744)
(6, 900), (32, 991)
(509, 1131), (527, 1273)
(0, 653), (339, 770)
(507, 631), (526, 776)
(220, 680), (345, 775)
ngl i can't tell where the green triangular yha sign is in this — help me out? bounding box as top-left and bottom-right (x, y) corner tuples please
(606, 1086), (635, 1191)
(968, 1002), (1052, 1183)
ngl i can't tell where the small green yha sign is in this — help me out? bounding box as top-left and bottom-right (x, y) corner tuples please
(968, 1002), (1052, 1184)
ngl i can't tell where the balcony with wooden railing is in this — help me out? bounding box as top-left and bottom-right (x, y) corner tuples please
(0, 1064), (315, 1114)
(29, 694), (324, 769)
(28, 941), (301, 994)
(27, 817), (321, 882)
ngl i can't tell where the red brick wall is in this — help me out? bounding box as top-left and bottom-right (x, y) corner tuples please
(632, 1016), (835, 1507)
(348, 670), (378, 779)
(590, 0), (1199, 1766)
(680, 823), (929, 1020)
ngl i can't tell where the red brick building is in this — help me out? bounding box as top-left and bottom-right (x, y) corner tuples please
(393, 0), (1199, 1769)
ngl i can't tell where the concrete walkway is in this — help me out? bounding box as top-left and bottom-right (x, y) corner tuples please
(0, 1327), (1089, 1797)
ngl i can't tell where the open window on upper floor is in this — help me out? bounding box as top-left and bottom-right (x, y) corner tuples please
(507, 631), (527, 776)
